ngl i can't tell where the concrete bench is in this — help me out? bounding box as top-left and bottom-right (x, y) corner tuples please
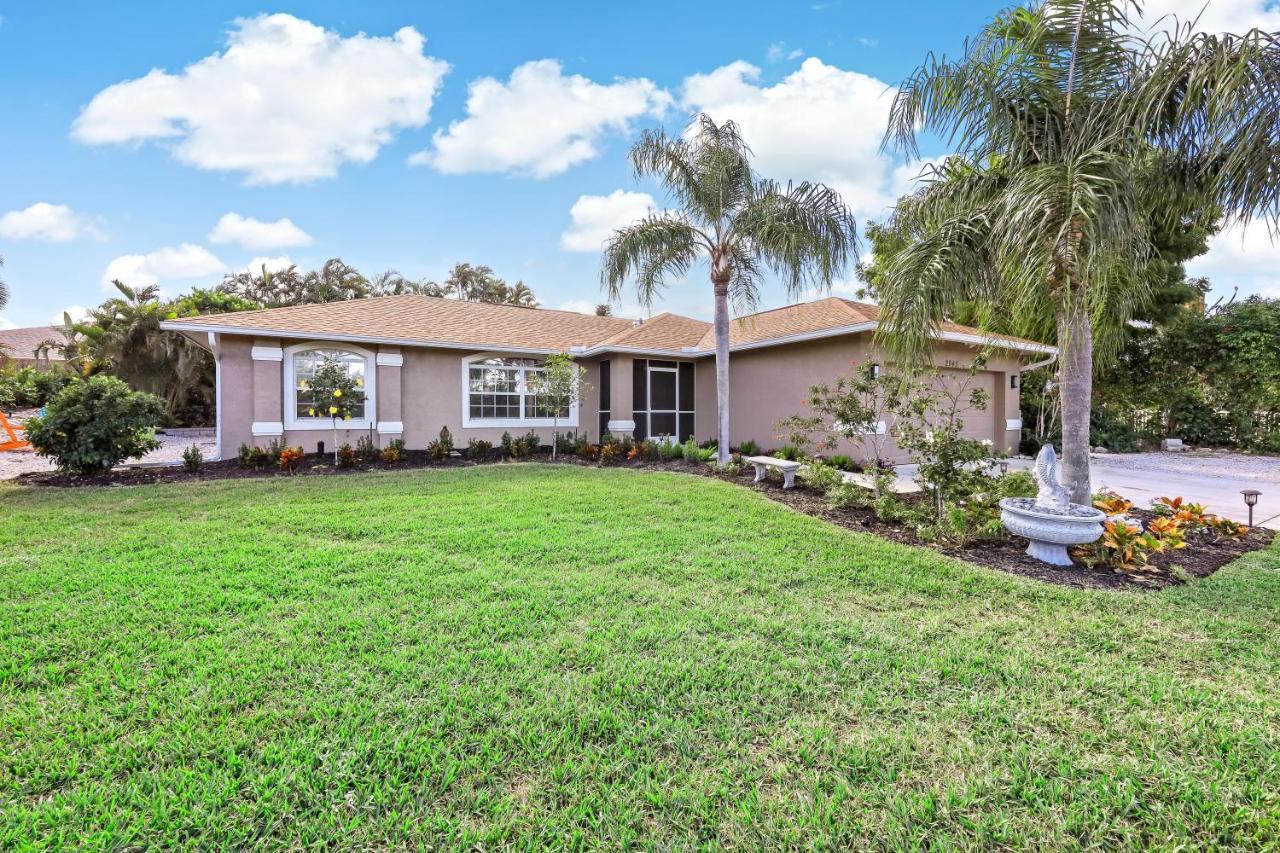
(744, 455), (802, 489)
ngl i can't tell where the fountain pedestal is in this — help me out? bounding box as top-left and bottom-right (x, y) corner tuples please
(999, 498), (1106, 565)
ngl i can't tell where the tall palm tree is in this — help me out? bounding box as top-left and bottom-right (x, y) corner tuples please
(878, 0), (1280, 503)
(602, 114), (859, 461)
(0, 255), (8, 311)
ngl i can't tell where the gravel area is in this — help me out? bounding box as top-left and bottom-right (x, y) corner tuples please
(1092, 449), (1280, 483)
(0, 410), (216, 480)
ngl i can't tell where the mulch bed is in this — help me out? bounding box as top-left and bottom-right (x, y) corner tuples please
(15, 451), (1271, 591)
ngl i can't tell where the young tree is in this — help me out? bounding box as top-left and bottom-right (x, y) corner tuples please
(525, 353), (590, 460)
(304, 355), (359, 465)
(602, 114), (859, 462)
(877, 0), (1280, 503)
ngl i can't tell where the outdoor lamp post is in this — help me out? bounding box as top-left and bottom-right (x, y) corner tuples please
(1241, 489), (1261, 528)
(999, 460), (1009, 475)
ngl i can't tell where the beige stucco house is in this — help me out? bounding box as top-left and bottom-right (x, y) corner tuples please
(160, 294), (1054, 461)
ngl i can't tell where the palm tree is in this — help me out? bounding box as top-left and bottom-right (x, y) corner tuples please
(877, 0), (1280, 503)
(0, 256), (8, 311)
(602, 114), (858, 461)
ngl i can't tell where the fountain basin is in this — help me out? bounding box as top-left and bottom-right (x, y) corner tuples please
(999, 497), (1106, 566)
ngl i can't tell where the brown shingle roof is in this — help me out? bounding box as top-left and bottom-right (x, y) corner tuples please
(161, 293), (1052, 354)
(166, 294), (635, 352)
(0, 326), (66, 361)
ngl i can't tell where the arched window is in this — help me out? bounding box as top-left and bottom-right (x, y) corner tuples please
(284, 344), (376, 429)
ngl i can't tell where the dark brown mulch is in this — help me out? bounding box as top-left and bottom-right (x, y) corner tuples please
(14, 451), (1271, 591)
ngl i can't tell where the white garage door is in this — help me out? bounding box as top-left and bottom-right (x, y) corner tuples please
(937, 368), (998, 444)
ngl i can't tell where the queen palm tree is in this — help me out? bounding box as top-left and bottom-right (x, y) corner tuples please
(876, 0), (1280, 503)
(0, 255), (8, 311)
(602, 114), (859, 461)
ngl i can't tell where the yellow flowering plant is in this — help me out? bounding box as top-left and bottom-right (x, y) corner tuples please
(307, 354), (360, 464)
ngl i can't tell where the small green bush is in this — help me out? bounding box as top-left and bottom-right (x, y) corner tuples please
(775, 445), (803, 462)
(798, 459), (844, 494)
(827, 482), (874, 510)
(736, 439), (760, 456)
(0, 366), (74, 409)
(356, 434), (377, 462)
(827, 454), (860, 472)
(181, 444), (203, 473)
(25, 376), (164, 475)
(337, 443), (357, 468)
(467, 437), (493, 459)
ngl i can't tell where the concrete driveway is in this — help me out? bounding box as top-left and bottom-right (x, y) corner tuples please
(888, 450), (1280, 529)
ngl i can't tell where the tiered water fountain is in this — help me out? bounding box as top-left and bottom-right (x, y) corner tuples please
(999, 445), (1105, 566)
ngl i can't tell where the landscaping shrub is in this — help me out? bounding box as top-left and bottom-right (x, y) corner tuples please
(426, 426), (454, 460)
(519, 430), (541, 455)
(774, 444), (803, 462)
(279, 446), (304, 472)
(555, 430), (587, 456)
(467, 437), (493, 459)
(827, 454), (860, 472)
(336, 444), (357, 468)
(992, 470), (1036, 499)
(827, 482), (874, 510)
(181, 444), (203, 473)
(356, 434), (377, 462)
(24, 375), (164, 475)
(378, 438), (405, 464)
(0, 366), (74, 409)
(798, 459), (844, 494)
(736, 439), (760, 456)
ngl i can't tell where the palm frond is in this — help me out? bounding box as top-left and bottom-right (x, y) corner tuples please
(600, 215), (703, 308)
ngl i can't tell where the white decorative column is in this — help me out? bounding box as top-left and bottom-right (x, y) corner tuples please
(376, 349), (404, 445)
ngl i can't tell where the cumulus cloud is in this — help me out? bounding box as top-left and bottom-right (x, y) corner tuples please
(415, 59), (671, 177)
(561, 190), (660, 252)
(0, 316), (16, 331)
(1135, 0), (1280, 35)
(766, 42), (804, 62)
(1188, 219), (1280, 299)
(72, 14), (449, 184)
(208, 213), (311, 249)
(101, 244), (226, 289)
(0, 202), (103, 242)
(53, 305), (90, 325)
(239, 255), (295, 275)
(681, 58), (904, 224)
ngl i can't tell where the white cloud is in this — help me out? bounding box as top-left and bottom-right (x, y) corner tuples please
(101, 244), (226, 289)
(0, 316), (16, 331)
(767, 42), (804, 62)
(208, 213), (311, 249)
(1135, 0), (1280, 35)
(53, 305), (90, 325)
(561, 190), (660, 252)
(0, 202), (103, 242)
(239, 255), (295, 275)
(559, 298), (646, 320)
(681, 58), (904, 224)
(415, 59), (671, 177)
(72, 14), (449, 185)
(1188, 219), (1280, 299)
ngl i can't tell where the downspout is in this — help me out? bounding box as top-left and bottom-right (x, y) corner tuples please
(1020, 354), (1056, 374)
(208, 331), (222, 462)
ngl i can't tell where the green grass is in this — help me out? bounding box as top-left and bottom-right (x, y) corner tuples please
(2, 466), (1278, 849)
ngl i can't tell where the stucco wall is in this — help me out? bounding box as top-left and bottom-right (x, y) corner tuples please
(213, 331), (1022, 460)
(693, 336), (1022, 461)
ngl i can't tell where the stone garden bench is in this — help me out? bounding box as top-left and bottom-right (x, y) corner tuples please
(744, 455), (802, 489)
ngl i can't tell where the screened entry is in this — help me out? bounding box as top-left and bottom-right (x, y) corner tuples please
(632, 359), (695, 442)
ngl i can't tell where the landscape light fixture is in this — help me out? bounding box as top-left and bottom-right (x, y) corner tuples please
(1241, 489), (1261, 528)
(999, 460), (1009, 475)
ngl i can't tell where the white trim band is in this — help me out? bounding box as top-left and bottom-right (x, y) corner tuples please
(251, 345), (283, 362)
(377, 421), (404, 434)
(1006, 418), (1023, 431)
(607, 419), (636, 431)
(251, 421), (284, 437)
(375, 352), (404, 367)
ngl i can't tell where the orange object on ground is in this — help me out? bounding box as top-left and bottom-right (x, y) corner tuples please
(0, 412), (31, 451)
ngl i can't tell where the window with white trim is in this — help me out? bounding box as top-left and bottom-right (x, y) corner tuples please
(284, 343), (376, 430)
(463, 355), (575, 426)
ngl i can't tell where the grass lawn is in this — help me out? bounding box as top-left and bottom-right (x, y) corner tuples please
(2, 465), (1278, 848)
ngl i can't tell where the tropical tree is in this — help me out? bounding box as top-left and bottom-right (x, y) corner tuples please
(0, 255), (8, 311)
(305, 354), (359, 465)
(877, 0), (1280, 502)
(525, 353), (590, 460)
(602, 114), (859, 461)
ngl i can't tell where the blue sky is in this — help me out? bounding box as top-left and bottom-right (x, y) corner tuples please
(2, 0), (1278, 329)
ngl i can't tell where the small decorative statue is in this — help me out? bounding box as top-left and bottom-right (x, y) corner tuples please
(1032, 445), (1071, 512)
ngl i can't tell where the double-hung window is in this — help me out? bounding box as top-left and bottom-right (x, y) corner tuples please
(463, 355), (576, 427)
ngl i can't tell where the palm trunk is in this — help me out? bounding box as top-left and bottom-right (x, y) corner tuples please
(1057, 303), (1092, 504)
(713, 281), (731, 463)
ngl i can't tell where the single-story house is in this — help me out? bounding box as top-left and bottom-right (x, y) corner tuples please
(160, 295), (1054, 461)
(0, 326), (67, 369)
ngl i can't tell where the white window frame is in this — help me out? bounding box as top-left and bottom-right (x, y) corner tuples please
(461, 352), (579, 429)
(284, 342), (377, 431)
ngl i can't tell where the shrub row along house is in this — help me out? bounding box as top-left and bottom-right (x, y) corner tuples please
(160, 294), (1053, 460)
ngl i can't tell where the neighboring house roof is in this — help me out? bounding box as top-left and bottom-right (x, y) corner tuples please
(0, 326), (66, 361)
(161, 294), (1055, 356)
